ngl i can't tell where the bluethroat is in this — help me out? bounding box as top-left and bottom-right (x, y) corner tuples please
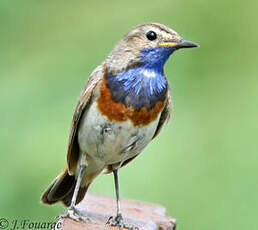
(41, 23), (198, 229)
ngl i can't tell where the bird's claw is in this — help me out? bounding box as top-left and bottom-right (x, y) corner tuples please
(56, 207), (90, 222)
(106, 214), (139, 230)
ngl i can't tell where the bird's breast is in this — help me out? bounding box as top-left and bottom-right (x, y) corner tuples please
(97, 75), (167, 126)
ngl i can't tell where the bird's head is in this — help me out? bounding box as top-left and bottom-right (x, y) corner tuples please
(106, 23), (198, 74)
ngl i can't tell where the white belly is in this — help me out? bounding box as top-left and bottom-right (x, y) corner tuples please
(78, 101), (160, 168)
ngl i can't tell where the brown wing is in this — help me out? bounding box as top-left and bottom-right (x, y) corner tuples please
(152, 86), (172, 139)
(67, 64), (104, 175)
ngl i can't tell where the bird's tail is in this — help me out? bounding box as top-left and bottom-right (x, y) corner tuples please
(41, 167), (89, 207)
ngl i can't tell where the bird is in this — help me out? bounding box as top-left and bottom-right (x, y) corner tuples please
(41, 22), (198, 229)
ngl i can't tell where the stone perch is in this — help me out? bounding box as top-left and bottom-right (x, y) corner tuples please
(56, 194), (176, 230)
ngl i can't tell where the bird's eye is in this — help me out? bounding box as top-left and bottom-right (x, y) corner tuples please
(146, 31), (157, 41)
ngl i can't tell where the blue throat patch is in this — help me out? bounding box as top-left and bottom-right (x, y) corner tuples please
(106, 46), (176, 111)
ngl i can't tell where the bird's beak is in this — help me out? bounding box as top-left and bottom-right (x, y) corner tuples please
(159, 39), (199, 49)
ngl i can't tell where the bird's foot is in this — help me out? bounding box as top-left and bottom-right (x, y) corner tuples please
(106, 214), (139, 230)
(57, 206), (90, 222)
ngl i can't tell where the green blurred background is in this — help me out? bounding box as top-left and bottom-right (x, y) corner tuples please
(0, 0), (257, 229)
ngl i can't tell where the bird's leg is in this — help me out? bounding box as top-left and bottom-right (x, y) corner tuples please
(58, 164), (89, 222)
(114, 168), (122, 220)
(107, 169), (138, 230)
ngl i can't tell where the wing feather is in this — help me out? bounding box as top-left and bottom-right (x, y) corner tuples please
(67, 64), (104, 175)
(152, 86), (172, 139)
